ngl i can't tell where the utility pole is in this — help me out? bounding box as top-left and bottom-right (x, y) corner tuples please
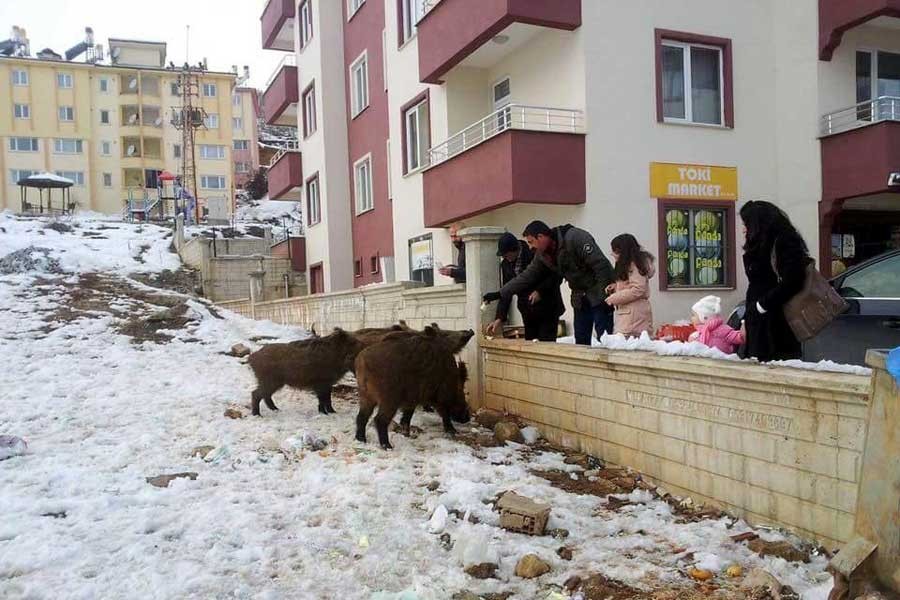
(171, 63), (206, 223)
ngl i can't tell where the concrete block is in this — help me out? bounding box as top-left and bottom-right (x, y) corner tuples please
(745, 457), (816, 502)
(837, 449), (861, 483)
(778, 439), (839, 479)
(836, 416), (866, 451)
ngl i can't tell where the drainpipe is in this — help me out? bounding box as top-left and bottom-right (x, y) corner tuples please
(283, 273), (290, 299)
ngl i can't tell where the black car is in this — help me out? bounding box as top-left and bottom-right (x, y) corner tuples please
(727, 249), (900, 365)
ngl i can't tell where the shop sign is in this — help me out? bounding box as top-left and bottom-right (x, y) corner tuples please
(651, 162), (738, 201)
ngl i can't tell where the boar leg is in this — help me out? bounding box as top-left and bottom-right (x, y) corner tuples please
(314, 386), (336, 415)
(264, 397), (279, 411)
(436, 407), (457, 436)
(399, 408), (415, 437)
(355, 399), (377, 443)
(374, 406), (398, 450)
(251, 388), (270, 417)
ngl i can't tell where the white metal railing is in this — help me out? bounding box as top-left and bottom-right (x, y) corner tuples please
(265, 54), (297, 90)
(269, 140), (300, 167)
(820, 96), (900, 136)
(426, 104), (585, 168)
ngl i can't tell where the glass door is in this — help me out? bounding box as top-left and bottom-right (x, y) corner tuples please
(493, 77), (511, 132)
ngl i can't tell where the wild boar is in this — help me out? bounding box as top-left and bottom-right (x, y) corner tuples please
(354, 326), (471, 449)
(247, 328), (365, 416)
(351, 321), (412, 347)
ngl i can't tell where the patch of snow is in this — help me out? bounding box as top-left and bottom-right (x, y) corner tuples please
(768, 359), (871, 376)
(520, 426), (540, 445)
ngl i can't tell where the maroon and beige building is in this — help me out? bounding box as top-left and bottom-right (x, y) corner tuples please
(260, 0), (900, 321)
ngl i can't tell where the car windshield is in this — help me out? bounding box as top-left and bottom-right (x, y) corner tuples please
(839, 253), (900, 299)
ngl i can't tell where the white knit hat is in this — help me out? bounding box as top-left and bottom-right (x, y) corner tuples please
(692, 295), (722, 322)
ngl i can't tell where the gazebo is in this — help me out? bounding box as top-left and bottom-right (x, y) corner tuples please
(17, 172), (75, 215)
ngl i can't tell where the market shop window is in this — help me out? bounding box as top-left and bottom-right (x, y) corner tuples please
(656, 29), (733, 128)
(408, 233), (434, 287)
(657, 200), (736, 290)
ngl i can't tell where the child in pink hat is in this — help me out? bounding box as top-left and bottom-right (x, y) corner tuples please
(688, 295), (745, 355)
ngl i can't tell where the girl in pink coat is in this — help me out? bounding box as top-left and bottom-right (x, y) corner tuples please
(688, 295), (746, 355)
(605, 234), (655, 337)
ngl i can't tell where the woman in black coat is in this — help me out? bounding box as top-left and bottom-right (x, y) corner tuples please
(740, 201), (810, 362)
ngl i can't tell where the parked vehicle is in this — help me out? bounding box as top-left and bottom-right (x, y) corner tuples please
(727, 249), (900, 365)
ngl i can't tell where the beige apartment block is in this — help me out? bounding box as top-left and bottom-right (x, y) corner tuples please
(0, 37), (238, 217)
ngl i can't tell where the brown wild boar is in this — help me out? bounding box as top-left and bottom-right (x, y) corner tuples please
(248, 328), (365, 416)
(355, 326), (471, 449)
(351, 321), (412, 347)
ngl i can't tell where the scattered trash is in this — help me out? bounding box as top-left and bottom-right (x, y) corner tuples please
(564, 575), (582, 591)
(0, 246), (62, 275)
(557, 546), (574, 561)
(747, 538), (810, 563)
(358, 536), (370, 549)
(464, 562), (499, 580)
(281, 431), (329, 452)
(428, 505), (449, 534)
(493, 421), (524, 444)
(426, 480), (440, 492)
(741, 568), (783, 595)
(229, 343), (251, 358)
(203, 446), (230, 464)
(515, 554), (550, 579)
(688, 567), (714, 581)
(520, 426), (540, 445)
(439, 533), (453, 551)
(497, 491), (551, 536)
(474, 408), (506, 430)
(146, 472), (198, 488)
(731, 531), (759, 543)
(224, 408), (245, 420)
(0, 435), (27, 461)
(190, 445), (215, 459)
(725, 564), (743, 578)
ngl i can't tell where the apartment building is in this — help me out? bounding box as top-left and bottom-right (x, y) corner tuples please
(0, 37), (240, 217)
(233, 86), (262, 189)
(260, 0), (900, 322)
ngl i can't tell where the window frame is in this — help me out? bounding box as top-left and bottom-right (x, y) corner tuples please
(200, 145), (226, 160)
(101, 141), (112, 156)
(299, 0), (314, 48)
(173, 144), (182, 159)
(53, 138), (84, 154)
(354, 258), (363, 278)
(57, 72), (73, 88)
(233, 117), (243, 130)
(14, 103), (30, 119)
(12, 69), (28, 86)
(306, 173), (322, 227)
(205, 113), (219, 129)
(9, 137), (39, 152)
(99, 77), (110, 93)
(100, 109), (111, 125)
(398, 0), (425, 47)
(302, 82), (317, 138)
(11, 169), (37, 183)
(232, 93), (241, 107)
(353, 154), (374, 215)
(55, 170), (85, 186)
(201, 175), (227, 190)
(401, 90), (430, 175)
(349, 51), (369, 118)
(656, 199), (737, 291)
(102, 172), (113, 187)
(348, 0), (366, 19)
(58, 106), (75, 122)
(655, 29), (733, 129)
(370, 254), (380, 275)
(233, 140), (250, 151)
(202, 83), (217, 97)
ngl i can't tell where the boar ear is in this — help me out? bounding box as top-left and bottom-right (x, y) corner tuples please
(390, 324), (402, 331)
(458, 361), (469, 383)
(423, 325), (438, 337)
(430, 322), (441, 331)
(398, 320), (408, 328)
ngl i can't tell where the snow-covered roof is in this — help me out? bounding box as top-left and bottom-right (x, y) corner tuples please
(18, 172), (75, 188)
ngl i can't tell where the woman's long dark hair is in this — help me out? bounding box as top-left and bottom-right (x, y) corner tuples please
(740, 200), (808, 255)
(611, 233), (654, 281)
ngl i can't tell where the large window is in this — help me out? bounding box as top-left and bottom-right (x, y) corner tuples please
(100, 109), (110, 125)
(857, 50), (900, 120)
(11, 169), (37, 183)
(54, 138), (84, 154)
(205, 113), (219, 129)
(400, 0), (425, 45)
(57, 73), (73, 88)
(202, 83), (217, 97)
(659, 202), (735, 289)
(233, 140), (250, 151)
(232, 93), (241, 107)
(201, 175), (226, 189)
(354, 155), (373, 214)
(235, 162), (251, 174)
(9, 137), (39, 152)
(103, 172), (113, 187)
(55, 171), (85, 186)
(58, 106), (75, 122)
(350, 52), (369, 118)
(299, 0), (313, 48)
(200, 145), (226, 159)
(307, 174), (321, 226)
(99, 78), (109, 93)
(14, 104), (30, 119)
(12, 69), (28, 86)
(403, 94), (430, 173)
(303, 83), (317, 137)
(101, 141), (112, 156)
(233, 117), (243, 130)
(657, 30), (732, 128)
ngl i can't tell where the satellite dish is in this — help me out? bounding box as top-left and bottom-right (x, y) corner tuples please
(154, 116), (162, 126)
(111, 47), (121, 59)
(128, 113), (138, 124)
(127, 144), (136, 156)
(128, 77), (137, 90)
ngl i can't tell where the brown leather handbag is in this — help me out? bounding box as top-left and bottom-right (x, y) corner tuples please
(771, 244), (849, 342)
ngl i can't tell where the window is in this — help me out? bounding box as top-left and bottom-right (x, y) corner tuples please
(55, 171), (85, 186)
(101, 141), (112, 156)
(408, 234), (434, 287)
(300, 0), (313, 47)
(14, 104), (30, 119)
(350, 52), (369, 117)
(58, 106), (75, 121)
(309, 264), (324, 294)
(201, 175), (227, 189)
(400, 0), (424, 45)
(57, 73), (73, 88)
(307, 174), (321, 226)
(11, 169), (37, 183)
(9, 137), (39, 152)
(12, 69), (28, 86)
(205, 113), (219, 129)
(233, 117), (243, 130)
(232, 93), (241, 107)
(656, 30), (733, 128)
(54, 138), (83, 154)
(302, 83), (317, 137)
(100, 109), (110, 125)
(144, 169), (160, 189)
(200, 145), (226, 159)
(233, 140), (249, 150)
(840, 254), (900, 298)
(370, 255), (380, 274)
(170, 82), (180, 96)
(856, 50), (900, 121)
(99, 78), (109, 93)
(235, 162), (251, 174)
(173, 144), (182, 159)
(202, 83), (217, 97)
(354, 259), (363, 278)
(354, 155), (374, 214)
(403, 95), (430, 173)
(103, 172), (113, 187)
(493, 77), (512, 129)
(658, 201), (735, 290)
(348, 0), (365, 17)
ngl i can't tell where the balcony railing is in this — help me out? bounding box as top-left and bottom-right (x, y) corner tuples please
(421, 0), (442, 17)
(269, 140), (300, 167)
(820, 96), (900, 136)
(427, 104), (585, 168)
(266, 54), (297, 89)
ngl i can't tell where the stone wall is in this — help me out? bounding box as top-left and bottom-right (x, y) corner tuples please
(481, 339), (871, 548)
(205, 256), (304, 303)
(178, 236), (272, 271)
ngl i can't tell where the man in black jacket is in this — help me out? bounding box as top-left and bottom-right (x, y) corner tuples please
(484, 220), (615, 346)
(485, 233), (563, 341)
(437, 222), (466, 283)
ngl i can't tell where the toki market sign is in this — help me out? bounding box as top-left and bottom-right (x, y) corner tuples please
(650, 162), (738, 201)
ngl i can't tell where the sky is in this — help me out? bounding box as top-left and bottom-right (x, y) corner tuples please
(0, 0), (281, 89)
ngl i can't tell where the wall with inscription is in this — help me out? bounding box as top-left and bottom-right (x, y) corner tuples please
(481, 339), (872, 548)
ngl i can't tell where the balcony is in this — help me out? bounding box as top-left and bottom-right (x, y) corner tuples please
(819, 0), (900, 60)
(261, 0), (295, 51)
(267, 143), (302, 201)
(417, 0), (581, 84)
(423, 104), (585, 227)
(821, 97), (900, 203)
(263, 56), (299, 127)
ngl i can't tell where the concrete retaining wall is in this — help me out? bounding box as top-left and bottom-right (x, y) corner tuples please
(205, 256), (304, 302)
(179, 236), (272, 271)
(481, 339), (872, 547)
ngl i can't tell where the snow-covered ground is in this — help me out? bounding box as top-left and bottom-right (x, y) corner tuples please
(0, 213), (834, 599)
